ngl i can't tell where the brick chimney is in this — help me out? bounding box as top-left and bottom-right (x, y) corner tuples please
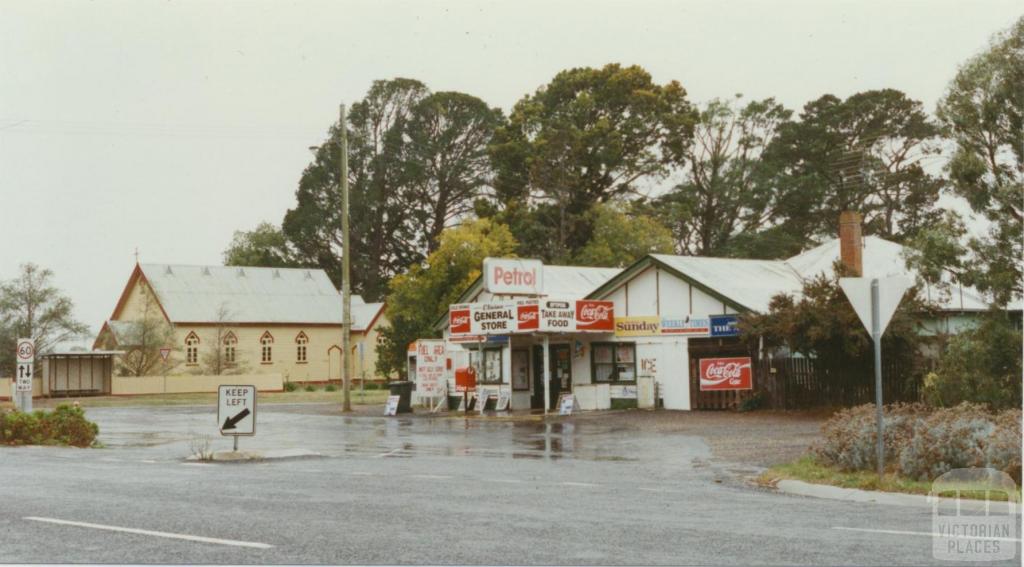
(838, 211), (863, 276)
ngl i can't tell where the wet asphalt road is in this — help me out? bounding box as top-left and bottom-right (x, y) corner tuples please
(0, 403), (1019, 565)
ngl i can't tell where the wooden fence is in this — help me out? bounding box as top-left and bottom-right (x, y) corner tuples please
(754, 356), (922, 410)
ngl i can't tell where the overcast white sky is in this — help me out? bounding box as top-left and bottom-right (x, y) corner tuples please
(1, 0), (1020, 333)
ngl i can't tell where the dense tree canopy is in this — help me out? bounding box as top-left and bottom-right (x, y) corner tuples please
(489, 63), (696, 261)
(652, 96), (792, 256)
(749, 89), (944, 256)
(933, 16), (1023, 306)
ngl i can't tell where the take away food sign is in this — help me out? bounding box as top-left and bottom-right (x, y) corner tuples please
(483, 258), (543, 295)
(699, 357), (753, 391)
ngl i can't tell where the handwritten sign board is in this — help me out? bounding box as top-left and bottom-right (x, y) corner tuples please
(384, 395), (401, 416)
(218, 385), (256, 436)
(414, 340), (446, 397)
(495, 392), (510, 411)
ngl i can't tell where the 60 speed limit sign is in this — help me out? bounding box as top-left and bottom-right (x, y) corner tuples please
(15, 338), (34, 392)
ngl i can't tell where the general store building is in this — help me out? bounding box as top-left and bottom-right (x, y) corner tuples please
(436, 218), (1011, 411)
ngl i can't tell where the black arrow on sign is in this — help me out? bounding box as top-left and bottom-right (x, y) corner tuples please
(222, 408), (250, 430)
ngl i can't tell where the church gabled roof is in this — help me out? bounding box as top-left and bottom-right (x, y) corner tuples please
(110, 264), (384, 330)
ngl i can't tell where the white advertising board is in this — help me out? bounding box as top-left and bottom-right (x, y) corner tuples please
(414, 340), (446, 397)
(483, 258), (543, 295)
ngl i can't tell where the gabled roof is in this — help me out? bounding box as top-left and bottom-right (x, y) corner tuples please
(589, 236), (1002, 313)
(109, 264), (385, 330)
(435, 264), (622, 330)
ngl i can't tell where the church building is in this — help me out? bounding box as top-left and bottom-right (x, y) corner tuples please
(94, 263), (389, 384)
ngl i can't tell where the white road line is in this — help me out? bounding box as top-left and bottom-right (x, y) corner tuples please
(349, 471), (373, 476)
(141, 460), (157, 464)
(373, 448), (404, 458)
(410, 474), (453, 480)
(486, 478), (524, 484)
(24, 517), (274, 549)
(561, 482), (599, 488)
(181, 463), (214, 467)
(832, 526), (1021, 543)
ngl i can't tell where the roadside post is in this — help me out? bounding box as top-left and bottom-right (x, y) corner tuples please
(15, 338), (34, 412)
(159, 347), (171, 394)
(218, 385), (257, 452)
(839, 276), (912, 478)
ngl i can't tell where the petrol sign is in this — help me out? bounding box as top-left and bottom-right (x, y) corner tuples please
(482, 257), (543, 295)
(218, 385), (256, 436)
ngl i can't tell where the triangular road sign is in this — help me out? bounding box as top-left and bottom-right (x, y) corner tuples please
(839, 276), (913, 336)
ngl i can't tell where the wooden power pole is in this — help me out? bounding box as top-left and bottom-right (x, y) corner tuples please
(340, 103), (353, 413)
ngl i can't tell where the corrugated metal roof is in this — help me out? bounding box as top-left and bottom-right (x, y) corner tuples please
(138, 264), (383, 329)
(540, 265), (622, 299)
(651, 236), (999, 312)
(652, 255), (803, 312)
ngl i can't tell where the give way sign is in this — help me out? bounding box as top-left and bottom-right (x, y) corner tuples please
(839, 276), (913, 336)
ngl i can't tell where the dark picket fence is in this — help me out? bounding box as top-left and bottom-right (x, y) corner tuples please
(754, 356), (922, 410)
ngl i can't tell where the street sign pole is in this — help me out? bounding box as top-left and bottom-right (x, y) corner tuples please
(15, 338), (35, 413)
(839, 275), (911, 481)
(871, 279), (884, 479)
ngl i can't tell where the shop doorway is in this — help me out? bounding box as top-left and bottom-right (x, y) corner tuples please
(531, 344), (571, 409)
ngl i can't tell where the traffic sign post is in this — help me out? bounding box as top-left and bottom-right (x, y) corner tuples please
(15, 338), (35, 412)
(839, 276), (912, 479)
(218, 385), (256, 452)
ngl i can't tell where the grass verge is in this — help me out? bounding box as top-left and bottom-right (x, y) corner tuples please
(761, 455), (1021, 501)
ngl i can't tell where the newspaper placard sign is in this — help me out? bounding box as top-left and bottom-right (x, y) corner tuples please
(384, 395), (401, 416)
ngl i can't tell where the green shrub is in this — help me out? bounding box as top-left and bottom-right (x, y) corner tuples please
(813, 402), (1021, 482)
(324, 383), (337, 392)
(0, 404), (99, 447)
(304, 384), (316, 392)
(922, 316), (1022, 410)
(283, 381), (298, 392)
(814, 403), (927, 472)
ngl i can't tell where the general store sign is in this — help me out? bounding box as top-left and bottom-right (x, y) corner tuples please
(483, 257), (543, 295)
(699, 357), (753, 391)
(451, 300), (614, 336)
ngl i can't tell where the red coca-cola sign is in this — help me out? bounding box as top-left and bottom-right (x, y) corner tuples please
(575, 300), (614, 332)
(517, 303), (539, 331)
(450, 306), (471, 335)
(699, 357), (753, 391)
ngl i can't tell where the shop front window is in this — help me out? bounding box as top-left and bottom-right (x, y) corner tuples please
(470, 347), (504, 384)
(592, 342), (636, 383)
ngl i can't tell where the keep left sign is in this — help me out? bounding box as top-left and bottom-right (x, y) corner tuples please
(218, 385), (256, 436)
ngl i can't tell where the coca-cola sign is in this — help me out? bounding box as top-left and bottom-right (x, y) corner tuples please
(449, 305), (472, 335)
(516, 302), (539, 331)
(699, 357), (753, 391)
(576, 300), (614, 332)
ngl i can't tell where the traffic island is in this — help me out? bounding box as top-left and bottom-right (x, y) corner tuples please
(186, 448), (322, 463)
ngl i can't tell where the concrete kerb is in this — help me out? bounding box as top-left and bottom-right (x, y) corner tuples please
(773, 479), (1020, 514)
